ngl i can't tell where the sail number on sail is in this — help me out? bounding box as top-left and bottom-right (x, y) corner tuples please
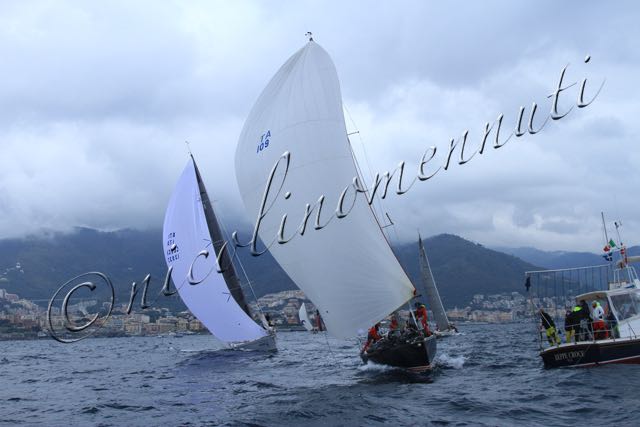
(256, 130), (271, 154)
(166, 232), (180, 262)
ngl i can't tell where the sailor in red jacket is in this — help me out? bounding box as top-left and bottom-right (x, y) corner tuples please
(415, 302), (431, 335)
(362, 323), (381, 353)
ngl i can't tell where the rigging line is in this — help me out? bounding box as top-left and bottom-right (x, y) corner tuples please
(346, 135), (385, 226)
(560, 275), (571, 311)
(388, 213), (401, 244)
(552, 272), (558, 329)
(343, 104), (388, 229)
(529, 274), (541, 350)
(525, 264), (611, 275)
(321, 329), (343, 368)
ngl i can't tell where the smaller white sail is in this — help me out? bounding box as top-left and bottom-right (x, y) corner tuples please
(299, 303), (313, 331)
(419, 235), (451, 332)
(163, 158), (268, 343)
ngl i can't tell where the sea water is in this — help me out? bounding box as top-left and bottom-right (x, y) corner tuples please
(1, 323), (639, 426)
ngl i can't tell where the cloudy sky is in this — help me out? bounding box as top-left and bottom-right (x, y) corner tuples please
(0, 1), (638, 251)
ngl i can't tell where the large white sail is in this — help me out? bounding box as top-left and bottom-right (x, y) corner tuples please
(418, 235), (450, 331)
(235, 41), (415, 338)
(298, 303), (313, 331)
(163, 158), (268, 343)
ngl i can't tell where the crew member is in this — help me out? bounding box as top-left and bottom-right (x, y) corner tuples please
(415, 302), (431, 335)
(564, 307), (578, 343)
(362, 323), (381, 353)
(264, 313), (274, 328)
(315, 310), (325, 332)
(539, 308), (561, 346)
(592, 301), (605, 320)
(389, 315), (399, 337)
(578, 300), (593, 340)
(591, 301), (608, 339)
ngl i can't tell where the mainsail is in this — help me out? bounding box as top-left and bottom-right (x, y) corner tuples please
(298, 303), (313, 331)
(235, 41), (415, 338)
(418, 235), (450, 331)
(163, 157), (268, 343)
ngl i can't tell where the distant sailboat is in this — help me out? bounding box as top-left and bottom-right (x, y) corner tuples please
(234, 38), (435, 369)
(418, 234), (458, 337)
(163, 156), (276, 351)
(298, 303), (313, 332)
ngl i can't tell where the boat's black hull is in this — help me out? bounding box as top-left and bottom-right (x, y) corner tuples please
(361, 333), (437, 371)
(540, 338), (640, 368)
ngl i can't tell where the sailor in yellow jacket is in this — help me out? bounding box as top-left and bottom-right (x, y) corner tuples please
(539, 308), (561, 346)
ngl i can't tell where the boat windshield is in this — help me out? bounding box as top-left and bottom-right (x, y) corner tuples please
(610, 290), (640, 321)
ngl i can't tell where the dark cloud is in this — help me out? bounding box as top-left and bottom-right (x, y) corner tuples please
(0, 1), (638, 251)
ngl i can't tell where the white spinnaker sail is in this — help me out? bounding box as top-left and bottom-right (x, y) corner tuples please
(163, 159), (268, 343)
(299, 303), (313, 331)
(418, 236), (450, 331)
(235, 41), (414, 338)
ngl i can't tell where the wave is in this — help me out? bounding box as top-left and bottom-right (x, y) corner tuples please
(436, 353), (466, 369)
(357, 361), (396, 372)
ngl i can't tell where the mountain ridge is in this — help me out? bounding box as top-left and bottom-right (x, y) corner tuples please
(0, 228), (554, 309)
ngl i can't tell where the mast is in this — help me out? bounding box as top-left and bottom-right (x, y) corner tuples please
(191, 156), (253, 318)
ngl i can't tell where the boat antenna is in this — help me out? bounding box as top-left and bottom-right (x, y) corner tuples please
(614, 220), (623, 246)
(185, 140), (192, 156)
(305, 31), (313, 42)
(601, 212), (609, 245)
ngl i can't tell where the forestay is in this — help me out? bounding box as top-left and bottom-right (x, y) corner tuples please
(163, 158), (268, 343)
(235, 41), (415, 338)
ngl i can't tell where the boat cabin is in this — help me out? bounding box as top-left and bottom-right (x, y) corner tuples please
(575, 282), (640, 340)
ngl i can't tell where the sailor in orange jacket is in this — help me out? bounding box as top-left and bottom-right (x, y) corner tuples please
(389, 316), (399, 333)
(362, 323), (381, 353)
(415, 302), (430, 335)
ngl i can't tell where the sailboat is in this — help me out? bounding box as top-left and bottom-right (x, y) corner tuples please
(298, 302), (314, 332)
(163, 156), (276, 351)
(418, 234), (458, 337)
(234, 37), (435, 369)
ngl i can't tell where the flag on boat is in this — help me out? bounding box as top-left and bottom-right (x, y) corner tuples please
(609, 239), (617, 248)
(604, 244), (611, 252)
(602, 252), (613, 261)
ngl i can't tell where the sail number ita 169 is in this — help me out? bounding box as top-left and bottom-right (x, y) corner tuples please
(256, 130), (271, 154)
